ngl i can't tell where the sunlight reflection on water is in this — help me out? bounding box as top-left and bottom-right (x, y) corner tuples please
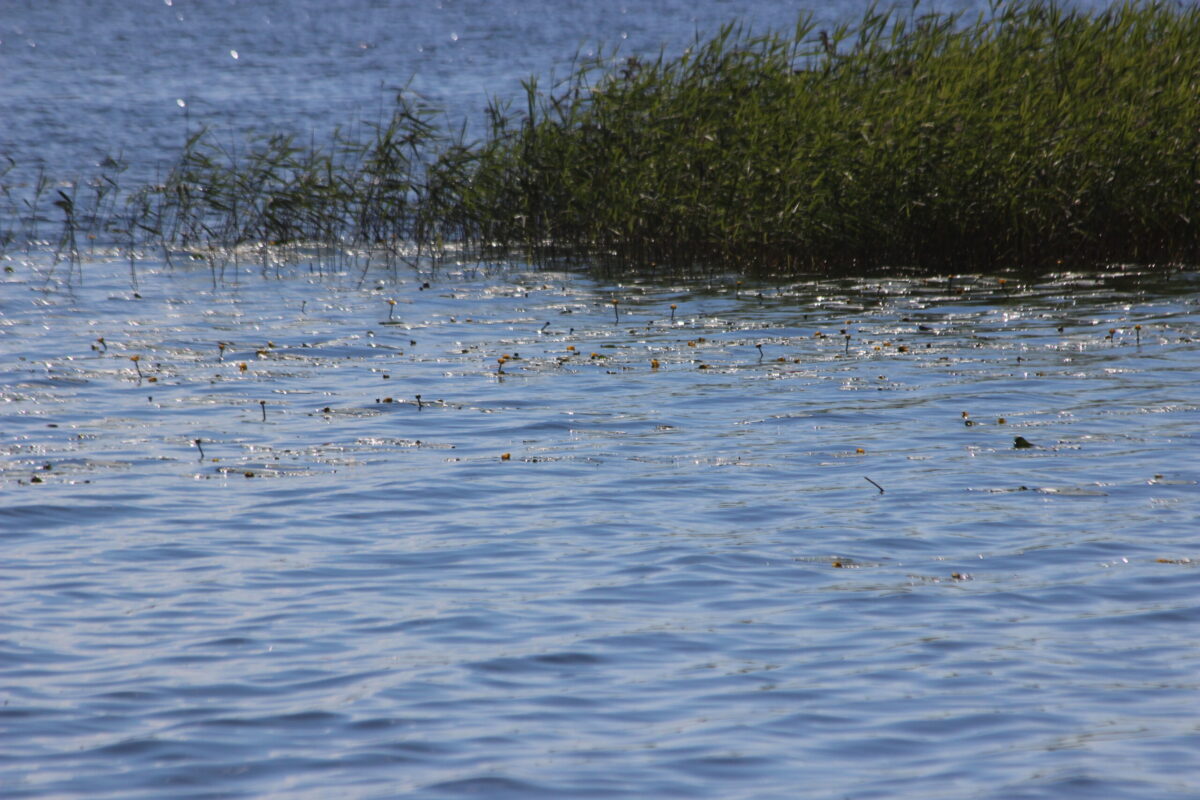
(1, 253), (1198, 798)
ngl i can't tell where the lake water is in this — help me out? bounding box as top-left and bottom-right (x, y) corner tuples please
(3, 2), (1200, 799)
(0, 0), (914, 190)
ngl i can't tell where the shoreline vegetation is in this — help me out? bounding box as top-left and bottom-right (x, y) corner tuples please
(3, 1), (1199, 276)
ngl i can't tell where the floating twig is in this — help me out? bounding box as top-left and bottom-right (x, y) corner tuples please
(864, 476), (885, 493)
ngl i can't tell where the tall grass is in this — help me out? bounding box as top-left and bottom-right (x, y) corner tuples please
(453, 0), (1200, 273)
(140, 94), (443, 257)
(3, 1), (1198, 275)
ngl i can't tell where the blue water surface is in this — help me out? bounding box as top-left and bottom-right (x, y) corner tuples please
(2, 254), (1198, 799)
(2, 1), (1200, 798)
(1, 0), (901, 187)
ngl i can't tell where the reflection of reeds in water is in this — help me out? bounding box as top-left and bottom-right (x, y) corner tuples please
(3, 2), (1200, 276)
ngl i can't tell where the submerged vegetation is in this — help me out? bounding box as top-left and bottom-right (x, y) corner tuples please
(3, 0), (1200, 275)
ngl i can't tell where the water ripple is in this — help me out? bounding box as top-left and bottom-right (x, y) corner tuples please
(2, 258), (1198, 798)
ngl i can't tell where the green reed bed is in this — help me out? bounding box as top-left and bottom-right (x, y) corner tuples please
(3, 1), (1198, 276)
(456, 0), (1200, 273)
